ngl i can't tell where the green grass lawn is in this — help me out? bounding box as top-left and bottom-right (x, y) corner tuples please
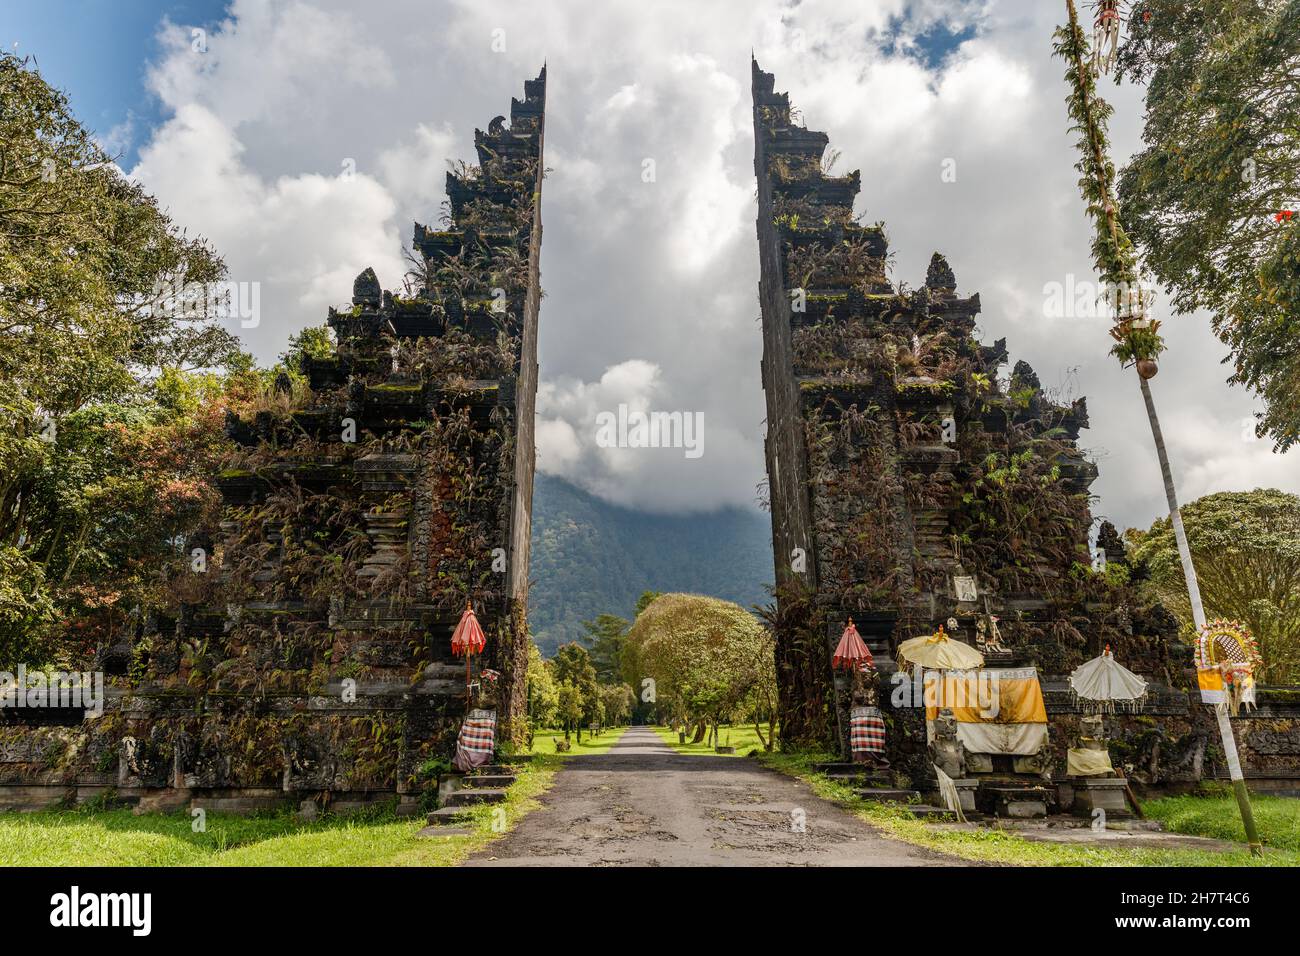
(651, 724), (773, 757)
(0, 756), (562, 867)
(758, 750), (1300, 867)
(1143, 788), (1300, 853)
(527, 726), (628, 756)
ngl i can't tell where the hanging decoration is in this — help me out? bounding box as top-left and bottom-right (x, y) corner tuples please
(1195, 620), (1262, 717)
(1090, 0), (1127, 75)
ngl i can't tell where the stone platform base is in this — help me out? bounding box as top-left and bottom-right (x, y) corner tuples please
(1068, 776), (1133, 819)
(976, 784), (1053, 819)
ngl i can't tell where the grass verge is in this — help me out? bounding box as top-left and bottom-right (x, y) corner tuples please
(527, 726), (627, 757)
(650, 724), (772, 757)
(0, 754), (563, 867)
(1143, 788), (1300, 853)
(757, 750), (1299, 867)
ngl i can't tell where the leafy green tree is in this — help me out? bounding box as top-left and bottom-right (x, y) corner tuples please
(0, 54), (241, 665)
(635, 590), (663, 615)
(598, 682), (635, 726)
(580, 612), (628, 683)
(624, 593), (775, 745)
(555, 681), (583, 743)
(1128, 489), (1300, 683)
(525, 642), (559, 729)
(550, 642), (599, 740)
(1115, 1), (1300, 449)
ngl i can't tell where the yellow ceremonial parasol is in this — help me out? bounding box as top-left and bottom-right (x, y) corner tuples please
(896, 625), (985, 673)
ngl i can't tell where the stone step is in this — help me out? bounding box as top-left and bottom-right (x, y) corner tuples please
(470, 763), (522, 775)
(440, 787), (507, 807)
(425, 806), (473, 826)
(855, 788), (921, 803)
(461, 774), (516, 789)
(416, 825), (475, 837)
(907, 804), (958, 820)
(816, 763), (891, 786)
(811, 764), (873, 780)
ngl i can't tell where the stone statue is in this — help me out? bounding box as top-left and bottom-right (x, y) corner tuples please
(929, 708), (966, 780)
(1079, 714), (1107, 750)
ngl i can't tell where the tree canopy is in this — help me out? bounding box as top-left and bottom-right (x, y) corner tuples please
(1127, 489), (1300, 682)
(623, 593), (775, 734)
(550, 642), (602, 737)
(0, 54), (246, 666)
(580, 612), (629, 683)
(1116, 1), (1300, 449)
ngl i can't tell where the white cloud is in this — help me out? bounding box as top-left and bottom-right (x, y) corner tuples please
(130, 102), (404, 357)
(121, 0), (1295, 526)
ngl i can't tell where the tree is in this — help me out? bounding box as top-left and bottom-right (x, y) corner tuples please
(0, 54), (241, 666)
(1128, 490), (1300, 683)
(555, 681), (583, 743)
(623, 593), (776, 746)
(599, 682), (635, 726)
(525, 642), (559, 729)
(741, 628), (779, 751)
(635, 590), (663, 615)
(550, 642), (599, 740)
(1055, 0), (1260, 853)
(580, 612), (628, 683)
(1115, 1), (1300, 450)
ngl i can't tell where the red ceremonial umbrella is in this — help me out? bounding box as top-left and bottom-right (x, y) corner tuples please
(833, 617), (874, 671)
(451, 601), (487, 704)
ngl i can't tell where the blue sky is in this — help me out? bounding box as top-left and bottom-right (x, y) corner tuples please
(5, 0), (228, 165)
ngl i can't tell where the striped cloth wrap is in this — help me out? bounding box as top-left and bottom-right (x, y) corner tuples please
(849, 706), (886, 755)
(453, 709), (497, 770)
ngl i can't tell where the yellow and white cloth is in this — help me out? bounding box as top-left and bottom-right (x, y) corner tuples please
(925, 667), (1048, 756)
(1197, 667), (1257, 712)
(1066, 747), (1114, 777)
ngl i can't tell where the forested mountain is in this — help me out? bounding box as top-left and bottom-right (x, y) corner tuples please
(528, 474), (773, 656)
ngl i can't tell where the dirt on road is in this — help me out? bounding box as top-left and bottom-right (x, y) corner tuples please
(463, 725), (965, 867)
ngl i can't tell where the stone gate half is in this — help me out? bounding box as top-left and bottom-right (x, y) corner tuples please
(751, 58), (1298, 795)
(0, 68), (546, 815)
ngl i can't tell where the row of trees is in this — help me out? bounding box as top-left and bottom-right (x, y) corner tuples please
(524, 589), (659, 741)
(525, 641), (634, 742)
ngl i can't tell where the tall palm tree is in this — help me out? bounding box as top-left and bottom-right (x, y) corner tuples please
(1055, 0), (1260, 854)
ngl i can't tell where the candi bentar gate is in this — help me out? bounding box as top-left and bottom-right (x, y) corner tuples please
(0, 64), (1296, 817)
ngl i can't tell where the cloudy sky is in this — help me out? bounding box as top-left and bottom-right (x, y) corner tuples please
(10, 0), (1297, 531)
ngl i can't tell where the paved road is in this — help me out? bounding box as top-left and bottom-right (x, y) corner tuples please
(462, 726), (962, 867)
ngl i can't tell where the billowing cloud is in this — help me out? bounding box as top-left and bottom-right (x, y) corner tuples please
(123, 0), (1296, 527)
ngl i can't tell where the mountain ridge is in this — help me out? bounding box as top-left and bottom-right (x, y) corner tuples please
(527, 473), (774, 656)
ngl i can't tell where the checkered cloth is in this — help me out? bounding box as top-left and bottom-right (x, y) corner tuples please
(849, 706), (886, 755)
(453, 708), (496, 771)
